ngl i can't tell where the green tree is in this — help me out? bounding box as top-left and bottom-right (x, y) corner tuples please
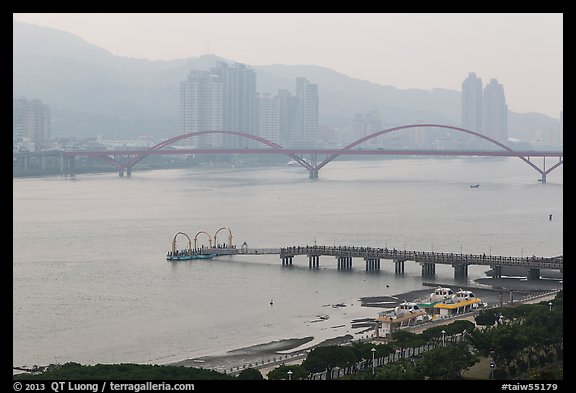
(350, 342), (394, 362)
(475, 309), (500, 326)
(526, 364), (563, 380)
(467, 291), (563, 379)
(390, 330), (425, 348)
(267, 364), (308, 380)
(375, 359), (421, 380)
(14, 362), (234, 380)
(236, 367), (264, 380)
(416, 343), (478, 380)
(446, 319), (475, 335)
(301, 346), (357, 379)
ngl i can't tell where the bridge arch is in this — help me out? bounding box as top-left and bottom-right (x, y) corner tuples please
(194, 231), (213, 249)
(315, 124), (558, 179)
(171, 231), (192, 254)
(214, 227), (233, 248)
(128, 130), (313, 171)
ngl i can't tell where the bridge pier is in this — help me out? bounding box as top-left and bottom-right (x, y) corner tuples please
(492, 265), (502, 278)
(64, 156), (75, 177)
(308, 169), (319, 179)
(308, 255), (320, 269)
(453, 264), (468, 280)
(364, 258), (380, 272)
(338, 256), (353, 270)
(528, 268), (540, 280)
(282, 256), (293, 266)
(421, 262), (435, 277)
(126, 167), (132, 177)
(394, 259), (405, 274)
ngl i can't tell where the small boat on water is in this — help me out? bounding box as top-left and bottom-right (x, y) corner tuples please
(470, 184), (480, 188)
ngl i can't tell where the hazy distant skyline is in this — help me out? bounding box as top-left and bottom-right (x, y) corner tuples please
(13, 13), (563, 118)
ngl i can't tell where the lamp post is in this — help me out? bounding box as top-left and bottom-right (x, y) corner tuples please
(490, 350), (495, 380)
(287, 370), (292, 380)
(371, 347), (376, 375)
(441, 330), (446, 347)
(548, 301), (553, 312)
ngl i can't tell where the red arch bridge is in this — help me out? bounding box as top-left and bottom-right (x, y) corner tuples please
(18, 124), (563, 182)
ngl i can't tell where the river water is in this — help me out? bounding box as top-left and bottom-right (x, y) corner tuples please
(13, 157), (563, 367)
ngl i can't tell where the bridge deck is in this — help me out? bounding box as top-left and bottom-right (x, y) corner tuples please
(207, 245), (562, 270)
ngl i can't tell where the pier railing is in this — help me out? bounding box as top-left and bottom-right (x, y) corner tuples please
(170, 244), (563, 275)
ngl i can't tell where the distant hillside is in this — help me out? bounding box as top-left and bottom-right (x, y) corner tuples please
(13, 21), (558, 140)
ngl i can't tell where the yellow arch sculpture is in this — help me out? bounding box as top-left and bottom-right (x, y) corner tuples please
(172, 232), (192, 254)
(194, 231), (213, 249)
(214, 227), (233, 248)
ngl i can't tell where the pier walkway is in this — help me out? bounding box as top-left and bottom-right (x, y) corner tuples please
(182, 244), (563, 280)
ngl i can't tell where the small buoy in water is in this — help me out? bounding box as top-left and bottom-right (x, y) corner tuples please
(270, 299), (274, 306)
(549, 214), (553, 221)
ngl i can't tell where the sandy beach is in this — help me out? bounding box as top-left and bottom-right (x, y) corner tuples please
(168, 272), (562, 375)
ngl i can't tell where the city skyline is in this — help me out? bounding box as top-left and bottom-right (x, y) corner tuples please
(461, 72), (509, 144)
(180, 62), (319, 148)
(12, 13), (563, 118)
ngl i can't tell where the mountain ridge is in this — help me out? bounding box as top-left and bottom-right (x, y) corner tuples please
(13, 21), (558, 140)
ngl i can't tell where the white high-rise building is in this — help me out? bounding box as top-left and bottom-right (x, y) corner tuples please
(461, 72), (483, 133)
(179, 70), (223, 147)
(257, 93), (280, 144)
(277, 89), (299, 147)
(482, 78), (508, 143)
(211, 62), (257, 148)
(293, 77), (319, 148)
(13, 98), (50, 151)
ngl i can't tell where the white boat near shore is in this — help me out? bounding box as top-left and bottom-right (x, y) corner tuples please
(377, 287), (487, 334)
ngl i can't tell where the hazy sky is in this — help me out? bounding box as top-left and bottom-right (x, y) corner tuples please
(13, 13), (563, 118)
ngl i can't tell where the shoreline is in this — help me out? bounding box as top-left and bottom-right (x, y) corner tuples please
(167, 275), (562, 374)
(168, 335), (354, 373)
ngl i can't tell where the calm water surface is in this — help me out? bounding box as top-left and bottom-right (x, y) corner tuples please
(13, 158), (563, 366)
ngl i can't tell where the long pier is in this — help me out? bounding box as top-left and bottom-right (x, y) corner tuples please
(189, 244), (563, 280)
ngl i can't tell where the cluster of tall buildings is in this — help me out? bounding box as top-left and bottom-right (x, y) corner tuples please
(461, 72), (508, 143)
(180, 62), (319, 148)
(13, 98), (50, 152)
